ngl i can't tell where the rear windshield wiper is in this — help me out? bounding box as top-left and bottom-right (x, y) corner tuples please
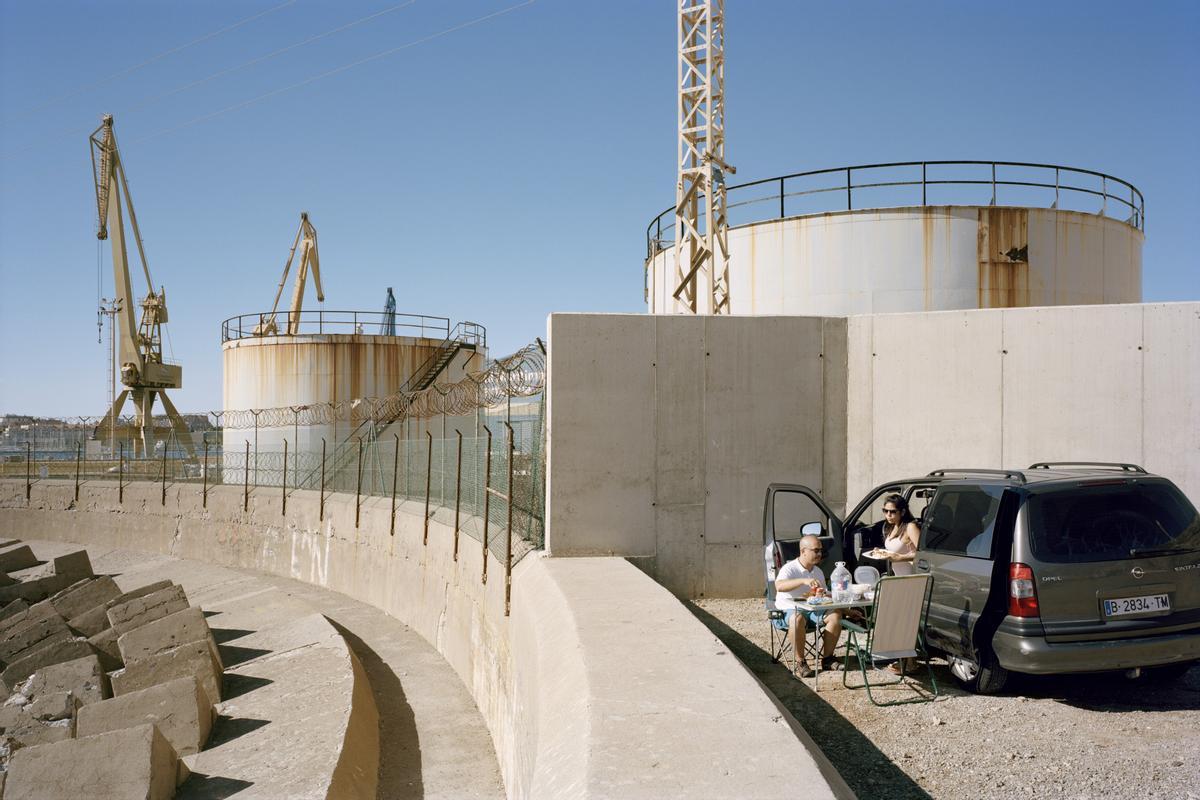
(1129, 546), (1200, 558)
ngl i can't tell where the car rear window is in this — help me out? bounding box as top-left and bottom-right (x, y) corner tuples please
(923, 485), (1006, 557)
(1027, 480), (1200, 564)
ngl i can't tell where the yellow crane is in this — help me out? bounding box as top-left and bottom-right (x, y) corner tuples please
(89, 115), (194, 459)
(254, 212), (324, 336)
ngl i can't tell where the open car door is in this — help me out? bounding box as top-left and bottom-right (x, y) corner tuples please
(762, 483), (844, 578)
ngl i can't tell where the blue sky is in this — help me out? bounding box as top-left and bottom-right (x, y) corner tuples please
(1, 0), (1197, 415)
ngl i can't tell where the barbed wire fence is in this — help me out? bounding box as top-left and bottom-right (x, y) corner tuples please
(2, 341), (548, 557)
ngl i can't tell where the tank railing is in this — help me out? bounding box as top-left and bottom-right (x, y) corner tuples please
(645, 160), (1145, 259)
(221, 310), (451, 343)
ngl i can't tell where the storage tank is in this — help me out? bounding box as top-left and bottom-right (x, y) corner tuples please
(645, 161), (1143, 315)
(220, 311), (485, 479)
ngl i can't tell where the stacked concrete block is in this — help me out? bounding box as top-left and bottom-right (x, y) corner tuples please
(5, 723), (183, 800)
(111, 639), (223, 707)
(77, 676), (213, 756)
(0, 548), (95, 604)
(67, 579), (174, 637)
(108, 584), (189, 635)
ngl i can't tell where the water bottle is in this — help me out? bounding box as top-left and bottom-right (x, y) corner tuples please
(830, 561), (852, 603)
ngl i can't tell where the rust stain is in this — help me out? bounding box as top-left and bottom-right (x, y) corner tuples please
(922, 211), (934, 311)
(977, 208), (1029, 308)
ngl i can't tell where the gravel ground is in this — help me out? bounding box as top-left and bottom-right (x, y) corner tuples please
(691, 598), (1200, 800)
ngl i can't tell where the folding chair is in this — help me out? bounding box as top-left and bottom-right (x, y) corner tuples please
(841, 573), (940, 706)
(764, 540), (819, 672)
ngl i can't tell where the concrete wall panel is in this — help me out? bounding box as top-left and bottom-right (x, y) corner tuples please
(1143, 304), (1200, 496)
(1000, 305), (1144, 469)
(546, 315), (655, 557)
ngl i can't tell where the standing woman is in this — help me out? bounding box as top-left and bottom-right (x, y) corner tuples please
(879, 493), (921, 674)
(880, 494), (919, 575)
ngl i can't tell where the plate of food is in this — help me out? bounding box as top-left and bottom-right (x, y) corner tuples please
(863, 548), (890, 559)
(806, 595), (832, 605)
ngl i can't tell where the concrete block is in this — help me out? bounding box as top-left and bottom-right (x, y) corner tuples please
(2, 637), (95, 687)
(51, 550), (94, 581)
(0, 612), (70, 664)
(2, 718), (74, 751)
(50, 575), (121, 620)
(0, 599), (58, 637)
(107, 584), (188, 636)
(0, 574), (73, 605)
(111, 639), (222, 706)
(0, 702), (33, 731)
(77, 676), (213, 757)
(88, 627), (123, 671)
(5, 723), (180, 800)
(0, 598), (30, 622)
(22, 654), (107, 707)
(26, 690), (77, 722)
(118, 607), (221, 671)
(68, 580), (176, 638)
(0, 545), (37, 573)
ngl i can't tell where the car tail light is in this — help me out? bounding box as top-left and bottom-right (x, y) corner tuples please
(1009, 562), (1040, 618)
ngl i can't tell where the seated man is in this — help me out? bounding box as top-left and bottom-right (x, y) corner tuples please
(774, 534), (844, 677)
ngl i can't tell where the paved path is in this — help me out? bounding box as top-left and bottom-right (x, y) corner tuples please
(25, 539), (505, 800)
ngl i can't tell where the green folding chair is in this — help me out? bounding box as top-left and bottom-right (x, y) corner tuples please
(841, 573), (940, 706)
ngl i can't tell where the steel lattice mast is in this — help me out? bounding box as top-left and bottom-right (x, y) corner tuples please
(673, 0), (734, 314)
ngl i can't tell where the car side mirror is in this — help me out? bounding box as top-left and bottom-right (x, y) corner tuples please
(800, 521), (824, 537)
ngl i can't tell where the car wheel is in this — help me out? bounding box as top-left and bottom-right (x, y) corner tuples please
(1142, 661), (1195, 684)
(947, 652), (1009, 695)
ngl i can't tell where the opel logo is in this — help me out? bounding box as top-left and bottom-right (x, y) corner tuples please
(1131, 566), (1145, 579)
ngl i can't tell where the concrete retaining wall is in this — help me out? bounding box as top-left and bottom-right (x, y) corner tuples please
(0, 482), (849, 800)
(546, 314), (848, 597)
(547, 303), (1199, 598)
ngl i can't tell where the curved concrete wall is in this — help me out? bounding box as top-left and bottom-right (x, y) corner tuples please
(0, 482), (850, 800)
(647, 206), (1142, 315)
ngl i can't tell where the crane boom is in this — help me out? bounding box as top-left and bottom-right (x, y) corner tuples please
(255, 212), (324, 336)
(88, 115), (193, 459)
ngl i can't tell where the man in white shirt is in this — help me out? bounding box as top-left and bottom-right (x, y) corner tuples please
(775, 534), (845, 677)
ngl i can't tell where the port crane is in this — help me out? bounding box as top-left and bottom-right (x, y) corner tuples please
(89, 115), (194, 459)
(253, 212), (324, 336)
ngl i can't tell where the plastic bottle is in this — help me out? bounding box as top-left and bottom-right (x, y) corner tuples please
(830, 561), (852, 603)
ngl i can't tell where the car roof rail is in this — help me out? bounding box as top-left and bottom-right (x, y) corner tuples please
(1027, 461), (1147, 474)
(926, 468), (1027, 483)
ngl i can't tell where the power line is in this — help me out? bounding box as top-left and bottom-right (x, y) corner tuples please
(133, 0), (536, 144)
(127, 0), (420, 114)
(13, 0), (300, 120)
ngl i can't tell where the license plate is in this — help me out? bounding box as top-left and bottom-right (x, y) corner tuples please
(1103, 594), (1171, 617)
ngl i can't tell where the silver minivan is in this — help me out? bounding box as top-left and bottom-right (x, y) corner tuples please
(916, 464), (1200, 693)
(775, 463), (1200, 694)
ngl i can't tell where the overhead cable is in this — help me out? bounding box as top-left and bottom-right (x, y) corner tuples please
(13, 0), (300, 120)
(133, 0), (537, 144)
(127, 0), (420, 114)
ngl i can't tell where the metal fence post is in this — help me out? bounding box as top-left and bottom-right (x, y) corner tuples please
(160, 442), (168, 506)
(453, 430), (463, 561)
(922, 162), (927, 206)
(423, 431), (432, 546)
(202, 440), (209, 509)
(243, 440), (250, 513)
(282, 439), (288, 516)
(320, 438), (326, 522)
(390, 434), (399, 536)
(74, 442), (81, 502)
(118, 442), (124, 504)
(25, 442), (31, 501)
(355, 439), (363, 529)
(779, 176), (785, 218)
(482, 425), (492, 583)
(846, 167), (852, 210)
(991, 163), (997, 206)
(504, 422), (514, 616)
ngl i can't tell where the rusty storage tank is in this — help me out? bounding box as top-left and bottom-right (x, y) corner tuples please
(644, 161), (1143, 314)
(220, 311), (485, 479)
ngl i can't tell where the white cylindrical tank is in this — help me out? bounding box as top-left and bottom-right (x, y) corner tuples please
(220, 319), (486, 485)
(647, 206), (1142, 315)
(645, 162), (1144, 315)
